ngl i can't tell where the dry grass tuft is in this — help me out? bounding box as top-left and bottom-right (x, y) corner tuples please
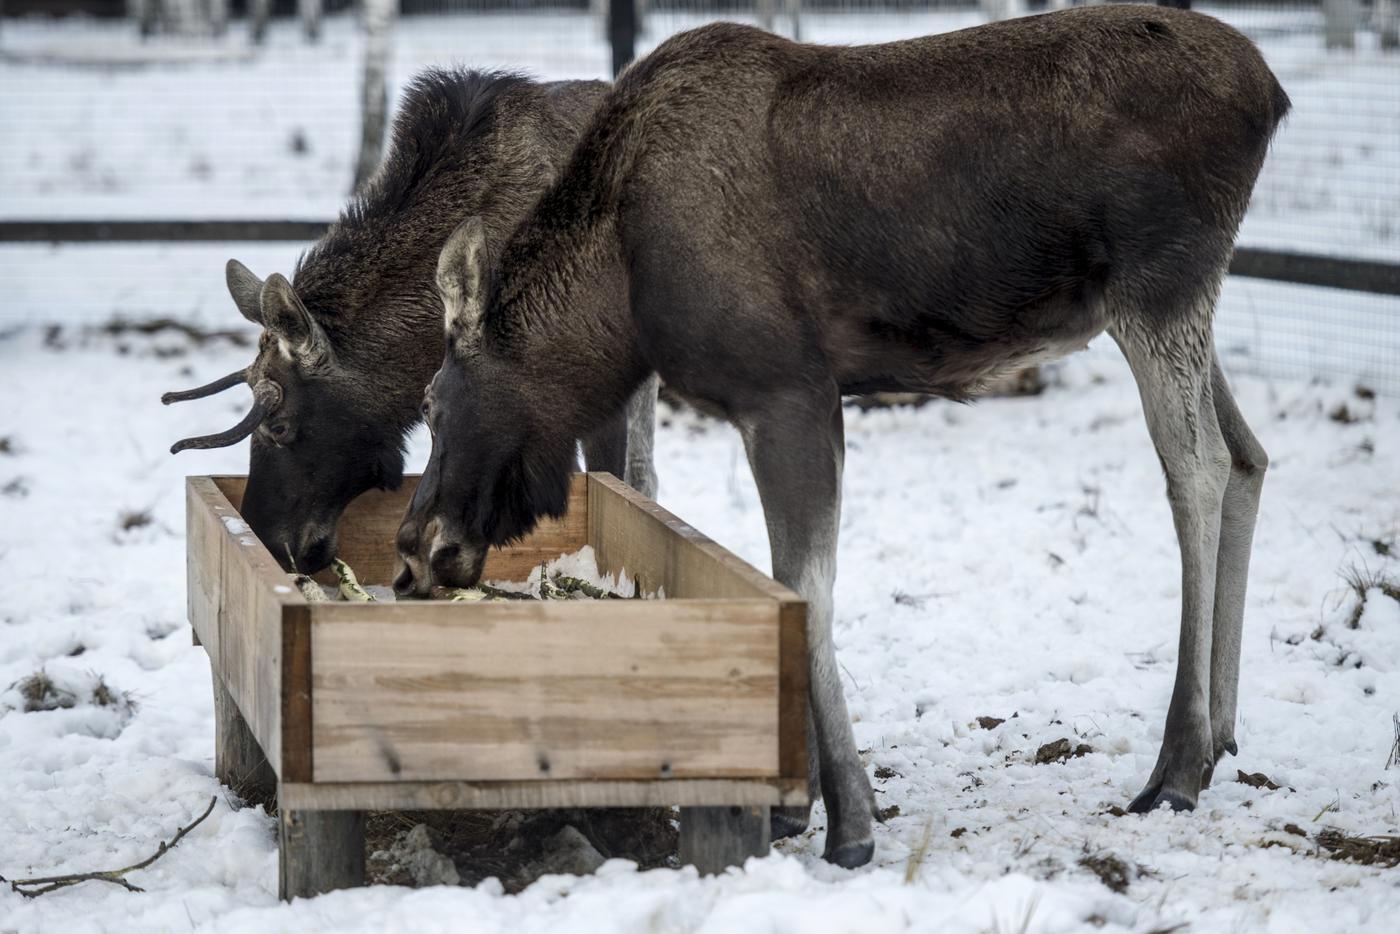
(15, 671), (76, 712)
(1315, 828), (1400, 868)
(1077, 850), (1137, 894)
(118, 510), (153, 533)
(1340, 564), (1400, 630)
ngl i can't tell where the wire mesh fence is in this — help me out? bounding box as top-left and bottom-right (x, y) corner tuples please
(0, 1), (1396, 390)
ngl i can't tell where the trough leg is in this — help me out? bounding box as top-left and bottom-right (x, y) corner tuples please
(679, 805), (771, 874)
(278, 801), (366, 900)
(211, 671), (276, 807)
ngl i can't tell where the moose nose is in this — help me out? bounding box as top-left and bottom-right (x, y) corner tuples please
(430, 544), (462, 582)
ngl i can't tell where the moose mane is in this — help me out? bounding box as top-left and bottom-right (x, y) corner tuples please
(294, 68), (535, 341)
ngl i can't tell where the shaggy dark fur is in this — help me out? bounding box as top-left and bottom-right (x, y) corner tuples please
(183, 69), (611, 571)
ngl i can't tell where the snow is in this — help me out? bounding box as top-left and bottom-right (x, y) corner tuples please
(1, 4), (1398, 931)
(3, 321), (1399, 932)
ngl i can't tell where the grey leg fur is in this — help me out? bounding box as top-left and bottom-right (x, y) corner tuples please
(624, 373), (660, 499)
(1202, 353), (1268, 785)
(581, 375), (659, 499)
(1115, 324), (1232, 813)
(741, 389), (875, 867)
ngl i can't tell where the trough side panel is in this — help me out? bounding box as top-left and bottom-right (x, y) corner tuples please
(777, 600), (809, 788)
(186, 478), (228, 668)
(278, 778), (807, 811)
(323, 474), (589, 587)
(214, 485), (302, 779)
(310, 600), (781, 784)
(586, 473), (796, 602)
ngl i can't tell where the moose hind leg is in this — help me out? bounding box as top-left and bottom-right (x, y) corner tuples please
(1202, 354), (1268, 786)
(741, 390), (875, 867)
(1114, 325), (1231, 814)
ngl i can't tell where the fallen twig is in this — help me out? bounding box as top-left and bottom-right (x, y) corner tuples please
(3, 796), (217, 897)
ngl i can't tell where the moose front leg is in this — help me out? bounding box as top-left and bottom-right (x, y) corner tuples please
(741, 389), (875, 868)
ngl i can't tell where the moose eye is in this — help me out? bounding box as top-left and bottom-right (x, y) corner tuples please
(420, 400), (431, 419)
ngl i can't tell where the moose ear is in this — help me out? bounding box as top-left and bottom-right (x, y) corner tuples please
(260, 273), (333, 367)
(226, 259), (265, 326)
(436, 217), (489, 340)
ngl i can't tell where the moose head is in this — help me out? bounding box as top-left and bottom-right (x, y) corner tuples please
(164, 260), (410, 573)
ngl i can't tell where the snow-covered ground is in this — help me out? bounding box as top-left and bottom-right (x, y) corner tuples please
(1, 5), (1398, 931)
(2, 315), (1398, 932)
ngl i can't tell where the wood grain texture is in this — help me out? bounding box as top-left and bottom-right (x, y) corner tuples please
(277, 805), (365, 901)
(212, 474), (590, 586)
(191, 477), (303, 777)
(587, 472), (797, 602)
(589, 472), (809, 787)
(679, 806), (771, 874)
(211, 669), (276, 804)
(278, 778), (807, 811)
(309, 599), (781, 783)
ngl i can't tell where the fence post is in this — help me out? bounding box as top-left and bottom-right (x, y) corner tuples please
(609, 0), (638, 77)
(1323, 0), (1358, 50)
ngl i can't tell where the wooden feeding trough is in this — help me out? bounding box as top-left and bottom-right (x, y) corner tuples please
(185, 472), (807, 899)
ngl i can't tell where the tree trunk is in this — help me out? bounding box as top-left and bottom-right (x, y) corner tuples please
(1324, 0), (1358, 50)
(301, 0), (322, 43)
(1378, 0), (1399, 51)
(352, 0), (396, 194)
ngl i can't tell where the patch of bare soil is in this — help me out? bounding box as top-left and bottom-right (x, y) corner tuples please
(1034, 738), (1093, 765)
(1077, 850), (1148, 894)
(1315, 829), (1400, 868)
(366, 807), (678, 892)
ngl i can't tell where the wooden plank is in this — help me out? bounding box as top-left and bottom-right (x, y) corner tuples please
(586, 472), (796, 601)
(589, 471), (809, 785)
(212, 474), (590, 586)
(0, 219), (328, 243)
(280, 604), (313, 783)
(278, 778), (807, 812)
(309, 599), (782, 784)
(777, 601), (809, 786)
(278, 805), (365, 901)
(186, 478), (228, 667)
(679, 806), (771, 874)
(192, 476), (303, 778)
(212, 669), (277, 808)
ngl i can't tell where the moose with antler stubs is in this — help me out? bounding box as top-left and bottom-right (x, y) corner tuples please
(162, 70), (660, 573)
(394, 8), (1289, 867)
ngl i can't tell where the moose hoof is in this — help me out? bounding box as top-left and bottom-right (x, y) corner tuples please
(1127, 784), (1196, 815)
(824, 837), (874, 869)
(771, 806), (810, 841)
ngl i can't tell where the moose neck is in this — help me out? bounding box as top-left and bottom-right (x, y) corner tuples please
(485, 214), (649, 443)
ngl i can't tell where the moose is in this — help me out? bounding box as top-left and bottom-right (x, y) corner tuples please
(163, 69), (659, 572)
(394, 7), (1289, 867)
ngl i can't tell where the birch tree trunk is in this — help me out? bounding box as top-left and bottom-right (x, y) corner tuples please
(249, 0), (271, 45)
(1378, 0), (1399, 51)
(1324, 0), (1358, 50)
(301, 0), (323, 43)
(353, 0), (396, 194)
